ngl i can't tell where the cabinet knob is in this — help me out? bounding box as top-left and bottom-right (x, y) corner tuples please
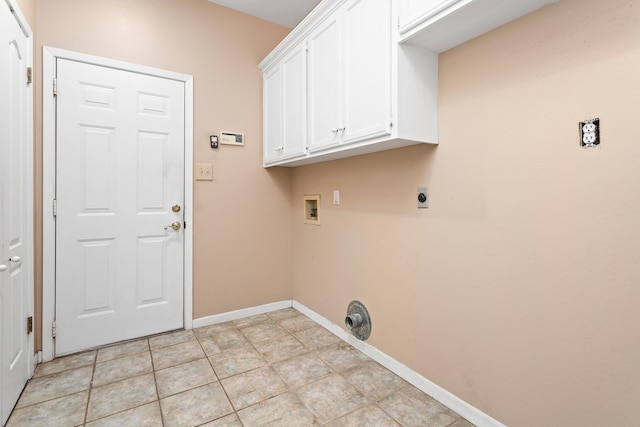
(331, 128), (338, 133)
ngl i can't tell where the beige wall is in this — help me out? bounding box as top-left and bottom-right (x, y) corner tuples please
(15, 0), (35, 30)
(292, 0), (640, 425)
(33, 0), (292, 349)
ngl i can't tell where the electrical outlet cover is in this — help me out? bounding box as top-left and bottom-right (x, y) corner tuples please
(417, 187), (428, 208)
(580, 118), (600, 148)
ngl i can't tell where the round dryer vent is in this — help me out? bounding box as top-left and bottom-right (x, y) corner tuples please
(345, 300), (371, 341)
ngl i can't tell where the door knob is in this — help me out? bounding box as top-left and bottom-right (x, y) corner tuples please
(0, 265), (6, 272)
(9, 256), (21, 263)
(164, 221), (181, 231)
(172, 204), (181, 213)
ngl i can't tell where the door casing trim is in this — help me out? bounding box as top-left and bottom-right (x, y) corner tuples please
(42, 46), (194, 361)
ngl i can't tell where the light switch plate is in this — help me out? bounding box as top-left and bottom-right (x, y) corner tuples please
(196, 163), (213, 181)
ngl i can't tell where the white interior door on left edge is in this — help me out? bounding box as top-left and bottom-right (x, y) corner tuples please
(55, 58), (185, 355)
(1, 2), (33, 425)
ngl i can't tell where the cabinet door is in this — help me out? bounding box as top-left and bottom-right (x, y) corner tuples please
(342, 0), (391, 144)
(281, 43), (307, 160)
(399, 0), (459, 32)
(263, 66), (282, 165)
(308, 10), (342, 153)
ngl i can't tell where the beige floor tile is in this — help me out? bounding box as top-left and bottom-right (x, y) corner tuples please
(198, 335), (223, 355)
(33, 350), (96, 378)
(240, 322), (288, 344)
(8, 312), (473, 427)
(266, 307), (300, 321)
(17, 365), (93, 408)
(85, 401), (162, 427)
(221, 366), (288, 410)
(87, 373), (157, 422)
(325, 405), (401, 427)
(294, 326), (342, 350)
(316, 342), (371, 372)
(7, 390), (88, 427)
(237, 392), (316, 426)
(272, 353), (333, 388)
(149, 329), (195, 349)
(200, 413), (243, 426)
(193, 322), (237, 339)
(449, 417), (477, 427)
(151, 339), (205, 370)
(252, 334), (307, 363)
(296, 374), (369, 424)
(196, 327), (249, 351)
(160, 383), (233, 427)
(378, 385), (459, 427)
(278, 315), (317, 333)
(232, 313), (270, 329)
(96, 338), (149, 363)
(156, 358), (217, 398)
(92, 351), (153, 387)
(342, 360), (407, 400)
(208, 346), (266, 379)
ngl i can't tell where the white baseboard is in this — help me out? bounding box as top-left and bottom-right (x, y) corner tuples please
(292, 300), (507, 427)
(192, 300), (293, 328)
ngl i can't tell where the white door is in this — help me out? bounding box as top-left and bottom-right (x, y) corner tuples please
(342, 0), (391, 144)
(55, 59), (185, 355)
(281, 42), (307, 161)
(263, 65), (282, 165)
(0, 2), (33, 425)
(307, 9), (342, 153)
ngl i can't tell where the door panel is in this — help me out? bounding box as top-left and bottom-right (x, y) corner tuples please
(308, 10), (342, 152)
(1, 4), (32, 425)
(342, 0), (391, 144)
(263, 66), (282, 164)
(281, 42), (307, 160)
(55, 59), (185, 355)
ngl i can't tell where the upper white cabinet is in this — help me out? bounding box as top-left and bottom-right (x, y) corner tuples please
(259, 0), (557, 167)
(260, 0), (436, 167)
(399, 0), (558, 52)
(399, 0), (458, 34)
(307, 9), (342, 153)
(263, 41), (308, 165)
(308, 0), (391, 154)
(341, 0), (391, 145)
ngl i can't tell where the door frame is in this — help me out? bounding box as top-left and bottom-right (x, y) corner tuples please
(42, 47), (194, 362)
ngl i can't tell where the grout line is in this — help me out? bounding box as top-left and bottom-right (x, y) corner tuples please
(83, 350), (98, 425)
(148, 338), (166, 427)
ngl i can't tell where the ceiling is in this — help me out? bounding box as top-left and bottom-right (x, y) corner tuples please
(207, 0), (322, 28)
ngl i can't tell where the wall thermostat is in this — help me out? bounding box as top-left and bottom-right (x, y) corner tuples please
(210, 135), (218, 149)
(220, 131), (244, 146)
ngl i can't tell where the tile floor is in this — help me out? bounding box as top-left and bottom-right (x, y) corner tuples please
(7, 308), (475, 427)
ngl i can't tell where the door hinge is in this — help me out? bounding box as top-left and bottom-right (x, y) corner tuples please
(53, 199), (57, 217)
(26, 67), (32, 85)
(53, 78), (58, 96)
(27, 316), (33, 334)
(52, 321), (57, 338)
